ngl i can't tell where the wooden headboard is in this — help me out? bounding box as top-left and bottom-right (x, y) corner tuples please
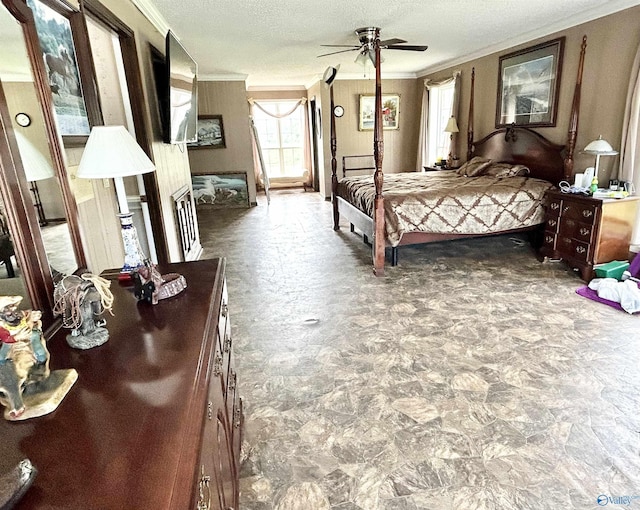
(466, 36), (588, 185)
(471, 125), (566, 184)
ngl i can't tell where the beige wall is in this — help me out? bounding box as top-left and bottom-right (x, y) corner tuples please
(319, 78), (422, 198)
(189, 80), (256, 204)
(422, 5), (640, 186)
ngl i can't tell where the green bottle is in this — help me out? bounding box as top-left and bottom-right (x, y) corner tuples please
(590, 176), (598, 194)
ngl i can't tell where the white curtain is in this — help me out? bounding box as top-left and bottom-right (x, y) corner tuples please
(619, 42), (640, 248)
(416, 72), (461, 171)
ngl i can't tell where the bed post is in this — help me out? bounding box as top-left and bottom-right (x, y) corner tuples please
(467, 67), (475, 162)
(564, 36), (587, 182)
(373, 29), (385, 277)
(329, 82), (340, 230)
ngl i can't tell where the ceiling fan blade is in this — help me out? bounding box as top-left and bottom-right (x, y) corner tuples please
(320, 44), (360, 48)
(387, 44), (429, 51)
(379, 38), (406, 47)
(318, 48), (360, 57)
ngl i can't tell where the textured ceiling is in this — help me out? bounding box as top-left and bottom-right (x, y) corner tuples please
(144, 0), (640, 88)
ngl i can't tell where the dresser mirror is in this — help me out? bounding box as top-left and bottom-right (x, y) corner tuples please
(0, 0), (86, 327)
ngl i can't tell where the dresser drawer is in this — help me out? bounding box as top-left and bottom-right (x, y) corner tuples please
(547, 197), (562, 218)
(562, 200), (597, 223)
(557, 235), (590, 262)
(558, 218), (594, 243)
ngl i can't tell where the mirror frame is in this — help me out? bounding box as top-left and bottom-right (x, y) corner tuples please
(0, 0), (88, 328)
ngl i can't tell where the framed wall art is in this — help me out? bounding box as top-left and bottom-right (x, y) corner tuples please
(359, 94), (400, 131)
(496, 37), (565, 128)
(27, 0), (97, 145)
(192, 173), (249, 209)
(188, 114), (226, 149)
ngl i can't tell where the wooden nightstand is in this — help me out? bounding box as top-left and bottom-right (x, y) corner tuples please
(540, 189), (640, 280)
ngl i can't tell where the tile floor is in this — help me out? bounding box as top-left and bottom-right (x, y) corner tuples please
(198, 190), (640, 510)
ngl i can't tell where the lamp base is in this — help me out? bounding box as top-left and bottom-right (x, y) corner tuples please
(118, 213), (147, 276)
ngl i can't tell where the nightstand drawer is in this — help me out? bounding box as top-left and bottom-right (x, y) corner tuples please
(547, 197), (562, 218)
(562, 201), (598, 222)
(559, 218), (593, 243)
(557, 236), (590, 262)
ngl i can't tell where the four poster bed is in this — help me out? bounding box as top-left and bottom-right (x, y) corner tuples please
(331, 36), (587, 276)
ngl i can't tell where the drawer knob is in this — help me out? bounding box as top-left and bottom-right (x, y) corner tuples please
(551, 202), (560, 210)
(562, 237), (571, 244)
(576, 246), (586, 254)
(221, 303), (228, 318)
(224, 333), (232, 352)
(234, 407), (242, 428)
(563, 206), (570, 214)
(228, 371), (236, 392)
(548, 219), (556, 227)
(197, 465), (211, 510)
(207, 401), (213, 420)
(579, 227), (591, 236)
(582, 209), (593, 218)
(545, 235), (554, 244)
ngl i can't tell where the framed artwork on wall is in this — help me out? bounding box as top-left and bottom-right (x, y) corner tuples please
(192, 173), (249, 209)
(359, 94), (400, 131)
(496, 37), (565, 128)
(27, 0), (97, 145)
(188, 115), (226, 149)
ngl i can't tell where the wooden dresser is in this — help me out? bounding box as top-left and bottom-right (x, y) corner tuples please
(541, 190), (640, 280)
(0, 258), (242, 509)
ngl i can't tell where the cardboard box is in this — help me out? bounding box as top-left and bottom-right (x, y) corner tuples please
(594, 260), (630, 280)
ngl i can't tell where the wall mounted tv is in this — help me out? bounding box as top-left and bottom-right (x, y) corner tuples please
(152, 31), (198, 144)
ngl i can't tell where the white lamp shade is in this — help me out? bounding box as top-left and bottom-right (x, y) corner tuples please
(444, 116), (459, 133)
(583, 135), (618, 155)
(77, 126), (155, 179)
(14, 132), (55, 181)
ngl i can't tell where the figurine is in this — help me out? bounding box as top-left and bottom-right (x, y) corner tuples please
(133, 260), (187, 305)
(52, 273), (114, 350)
(0, 296), (77, 420)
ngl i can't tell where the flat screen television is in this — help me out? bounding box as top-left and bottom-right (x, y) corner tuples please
(151, 31), (198, 144)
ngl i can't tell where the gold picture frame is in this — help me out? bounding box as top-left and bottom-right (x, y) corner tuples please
(359, 94), (400, 131)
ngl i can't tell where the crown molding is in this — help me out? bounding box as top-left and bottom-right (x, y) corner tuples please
(417, 0), (640, 77)
(247, 85), (308, 92)
(129, 0), (170, 36)
(199, 74), (248, 82)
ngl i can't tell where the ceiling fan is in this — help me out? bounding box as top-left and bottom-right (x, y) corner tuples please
(318, 27), (428, 67)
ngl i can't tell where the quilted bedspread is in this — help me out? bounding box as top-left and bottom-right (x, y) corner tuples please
(336, 170), (555, 247)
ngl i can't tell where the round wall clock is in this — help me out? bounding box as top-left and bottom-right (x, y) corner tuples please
(333, 105), (344, 118)
(15, 113), (31, 127)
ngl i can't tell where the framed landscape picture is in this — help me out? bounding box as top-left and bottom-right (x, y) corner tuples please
(189, 115), (226, 149)
(496, 37), (565, 128)
(359, 94), (400, 131)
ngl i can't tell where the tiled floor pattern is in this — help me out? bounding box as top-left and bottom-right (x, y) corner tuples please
(198, 190), (640, 510)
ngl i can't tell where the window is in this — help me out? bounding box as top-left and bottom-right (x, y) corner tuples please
(427, 81), (455, 166)
(252, 101), (306, 179)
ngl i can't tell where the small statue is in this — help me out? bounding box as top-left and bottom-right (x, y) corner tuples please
(0, 296), (77, 420)
(53, 273), (114, 350)
(132, 260), (187, 305)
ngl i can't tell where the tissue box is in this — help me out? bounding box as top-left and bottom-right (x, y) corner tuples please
(594, 260), (630, 280)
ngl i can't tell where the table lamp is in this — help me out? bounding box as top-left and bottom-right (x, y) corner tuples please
(582, 135), (618, 188)
(77, 126), (155, 278)
(14, 131), (55, 226)
(444, 116), (459, 168)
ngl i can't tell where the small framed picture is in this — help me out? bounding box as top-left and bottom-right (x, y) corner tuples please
(188, 115), (226, 149)
(359, 94), (400, 131)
